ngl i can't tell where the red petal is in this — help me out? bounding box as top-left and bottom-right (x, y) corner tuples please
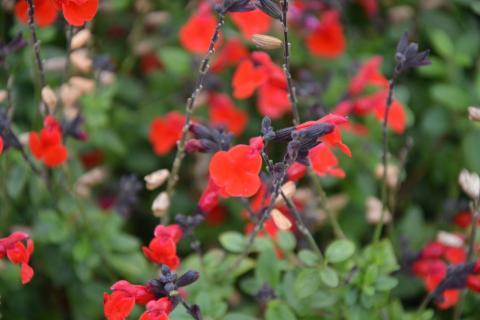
(61, 0), (98, 26)
(230, 9), (272, 39)
(43, 144), (68, 167)
(21, 263), (34, 285)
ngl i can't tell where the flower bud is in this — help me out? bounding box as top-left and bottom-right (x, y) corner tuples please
(271, 208), (292, 230)
(70, 49), (92, 73)
(375, 163), (399, 189)
(366, 196), (391, 224)
(468, 106), (480, 122)
(251, 34), (282, 50)
(176, 270), (199, 287)
(69, 77), (95, 94)
(437, 231), (464, 248)
(144, 11), (170, 27)
(41, 86), (57, 113)
(0, 90), (7, 103)
(275, 181), (296, 204)
(71, 29), (91, 50)
(458, 169), (480, 200)
(144, 169), (170, 190)
(152, 192), (170, 217)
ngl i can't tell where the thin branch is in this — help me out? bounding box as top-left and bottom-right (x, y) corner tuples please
(164, 13), (225, 223)
(26, 0), (49, 115)
(280, 0), (300, 125)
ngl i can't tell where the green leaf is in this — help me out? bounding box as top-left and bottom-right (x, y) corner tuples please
(219, 232), (246, 253)
(298, 249), (320, 267)
(325, 239), (355, 263)
(430, 84), (469, 111)
(429, 30), (454, 59)
(294, 268), (321, 298)
(463, 131), (480, 172)
(277, 231), (296, 251)
(158, 47), (191, 77)
(6, 164), (28, 199)
(256, 249), (280, 287)
(265, 300), (297, 320)
(319, 266), (339, 288)
(375, 275), (399, 291)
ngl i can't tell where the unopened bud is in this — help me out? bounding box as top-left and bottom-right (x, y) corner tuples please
(275, 181), (296, 204)
(375, 163), (399, 189)
(145, 11), (170, 27)
(0, 90), (7, 103)
(468, 106), (480, 122)
(70, 49), (92, 73)
(71, 29), (91, 50)
(69, 76), (95, 94)
(366, 196), (392, 224)
(458, 169), (480, 200)
(271, 208), (292, 230)
(251, 34), (282, 50)
(41, 86), (57, 112)
(60, 84), (82, 107)
(436, 231), (464, 248)
(144, 169), (170, 190)
(152, 192), (170, 217)
(176, 270), (199, 287)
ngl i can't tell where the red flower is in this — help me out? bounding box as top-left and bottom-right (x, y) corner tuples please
(141, 52), (163, 74)
(208, 93), (247, 136)
(29, 116), (68, 167)
(204, 205), (227, 225)
(104, 291), (136, 320)
(356, 0), (378, 18)
(232, 52), (290, 118)
(306, 11), (345, 58)
(454, 211), (480, 229)
(139, 297), (173, 320)
(149, 112), (185, 156)
(348, 56), (388, 96)
(209, 139), (263, 197)
(179, 3), (217, 54)
(15, 0), (58, 27)
(111, 280), (155, 305)
(142, 224), (183, 270)
(55, 0), (98, 26)
(199, 178), (222, 213)
(0, 232), (34, 284)
(287, 162), (307, 181)
(308, 144), (345, 178)
(212, 38), (248, 73)
(230, 9), (272, 39)
(0, 136), (3, 155)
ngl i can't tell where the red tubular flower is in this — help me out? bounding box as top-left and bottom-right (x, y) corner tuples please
(233, 52), (290, 118)
(141, 52), (163, 74)
(55, 0), (99, 26)
(103, 291), (136, 320)
(179, 3), (217, 54)
(287, 162), (307, 181)
(0, 136), (3, 155)
(230, 9), (272, 39)
(199, 178), (222, 213)
(111, 280), (155, 305)
(29, 116), (68, 168)
(139, 297), (173, 320)
(348, 56), (388, 96)
(308, 144), (345, 178)
(142, 224), (183, 270)
(306, 11), (345, 59)
(149, 112), (185, 156)
(208, 93), (248, 136)
(454, 211), (480, 229)
(209, 139), (263, 197)
(15, 0), (58, 27)
(356, 0), (378, 18)
(211, 38), (248, 73)
(0, 232), (34, 285)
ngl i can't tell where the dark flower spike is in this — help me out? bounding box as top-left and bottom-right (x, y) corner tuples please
(261, 116), (275, 141)
(0, 33), (27, 66)
(187, 123), (233, 153)
(394, 32), (431, 76)
(256, 283), (276, 304)
(216, 0), (256, 14)
(255, 0), (282, 21)
(175, 213), (204, 236)
(113, 175), (143, 217)
(433, 261), (476, 302)
(176, 271), (200, 287)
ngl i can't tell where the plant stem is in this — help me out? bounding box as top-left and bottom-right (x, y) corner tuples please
(309, 170), (346, 239)
(26, 0), (49, 116)
(281, 0), (300, 126)
(163, 13), (225, 224)
(373, 78), (396, 243)
(280, 191), (324, 261)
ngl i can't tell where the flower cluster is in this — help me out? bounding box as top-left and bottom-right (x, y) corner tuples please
(29, 116), (68, 167)
(142, 224), (183, 270)
(104, 265), (200, 320)
(16, 0), (99, 27)
(0, 232), (34, 285)
(412, 237), (480, 309)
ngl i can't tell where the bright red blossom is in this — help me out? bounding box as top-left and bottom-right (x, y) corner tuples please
(142, 224), (183, 270)
(308, 144), (345, 178)
(104, 280), (157, 320)
(232, 52), (290, 118)
(0, 136), (3, 155)
(139, 297), (173, 320)
(29, 116), (68, 167)
(211, 38), (248, 73)
(149, 112), (185, 156)
(209, 139), (263, 198)
(230, 9), (272, 39)
(0, 232), (34, 285)
(306, 11), (345, 58)
(15, 0), (58, 27)
(208, 93), (248, 136)
(179, 3), (217, 54)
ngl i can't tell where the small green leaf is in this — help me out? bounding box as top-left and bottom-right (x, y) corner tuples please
(429, 30), (454, 59)
(256, 249), (280, 287)
(265, 300), (297, 320)
(319, 266), (339, 288)
(294, 268), (321, 298)
(219, 232), (246, 253)
(298, 249), (320, 266)
(277, 231), (296, 251)
(326, 239), (355, 263)
(375, 275), (399, 291)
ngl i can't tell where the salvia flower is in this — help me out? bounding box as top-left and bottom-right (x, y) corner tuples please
(186, 122), (233, 154)
(142, 225), (183, 270)
(230, 9), (272, 39)
(139, 297), (173, 320)
(29, 116), (68, 167)
(15, 0), (58, 27)
(149, 112), (185, 156)
(306, 11), (346, 59)
(208, 92), (248, 136)
(394, 32), (431, 77)
(0, 232), (34, 284)
(209, 137), (264, 197)
(180, 3), (218, 54)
